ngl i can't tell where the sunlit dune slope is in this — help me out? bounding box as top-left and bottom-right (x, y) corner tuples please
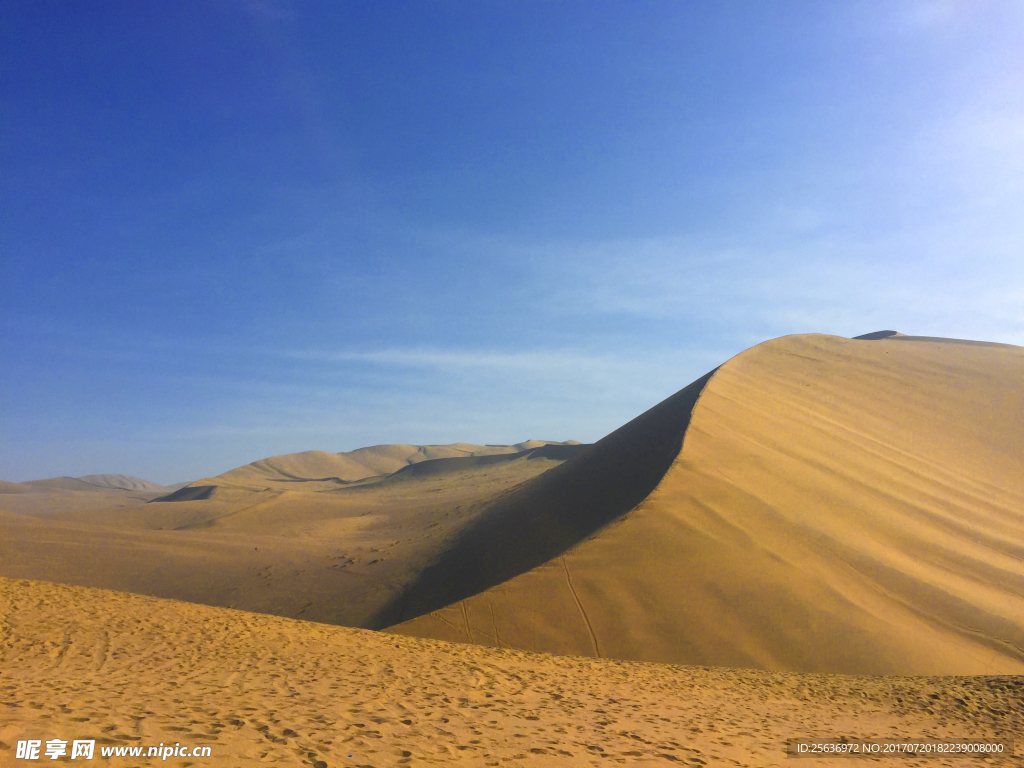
(2, 577), (1019, 768)
(391, 334), (1024, 675)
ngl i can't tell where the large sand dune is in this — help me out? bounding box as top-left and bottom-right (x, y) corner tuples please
(390, 334), (1024, 675)
(1, 577), (1018, 768)
(3, 333), (1021, 677)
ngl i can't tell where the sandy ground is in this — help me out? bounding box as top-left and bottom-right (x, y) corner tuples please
(393, 335), (1024, 675)
(1, 577), (1020, 768)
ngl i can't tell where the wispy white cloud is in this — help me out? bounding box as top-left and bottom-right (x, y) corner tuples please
(424, 220), (1023, 347)
(892, 1), (967, 30)
(279, 346), (638, 374)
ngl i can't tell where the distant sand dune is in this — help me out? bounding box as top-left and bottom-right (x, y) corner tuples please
(193, 441), (580, 491)
(14, 477), (120, 493)
(382, 443), (590, 481)
(391, 334), (1024, 675)
(7, 475), (175, 493)
(151, 485), (216, 502)
(76, 474), (171, 493)
(0, 444), (581, 629)
(0, 481), (33, 495)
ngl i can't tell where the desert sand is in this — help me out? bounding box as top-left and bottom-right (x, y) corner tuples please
(1, 576), (1019, 768)
(391, 334), (1024, 675)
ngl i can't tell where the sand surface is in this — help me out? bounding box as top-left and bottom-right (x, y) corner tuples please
(392, 335), (1024, 675)
(2, 577), (1019, 768)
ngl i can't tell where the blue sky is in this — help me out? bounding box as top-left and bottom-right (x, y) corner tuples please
(2, 1), (1022, 484)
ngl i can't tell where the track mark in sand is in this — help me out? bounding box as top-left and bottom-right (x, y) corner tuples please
(426, 611), (464, 636)
(91, 628), (110, 674)
(460, 600), (473, 643)
(489, 601), (503, 649)
(0, 586), (14, 665)
(48, 628), (73, 672)
(560, 557), (601, 658)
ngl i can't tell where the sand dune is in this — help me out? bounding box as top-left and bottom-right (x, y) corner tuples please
(0, 484), (167, 517)
(0, 481), (33, 495)
(384, 443), (589, 481)
(0, 443), (580, 629)
(391, 334), (1024, 675)
(194, 441), (580, 492)
(3, 333), (1022, 678)
(151, 485), (217, 502)
(378, 371), (716, 627)
(1, 474), (176, 496)
(3, 332), (1020, 766)
(1, 577), (1019, 768)
(76, 474), (177, 493)
(13, 477), (121, 493)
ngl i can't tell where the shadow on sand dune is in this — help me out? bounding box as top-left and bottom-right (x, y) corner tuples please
(151, 485), (217, 502)
(377, 368), (717, 629)
(380, 443), (591, 482)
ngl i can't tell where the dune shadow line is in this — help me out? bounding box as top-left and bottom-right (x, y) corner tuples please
(852, 330), (898, 340)
(375, 367), (718, 629)
(150, 485), (216, 502)
(381, 443), (591, 483)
